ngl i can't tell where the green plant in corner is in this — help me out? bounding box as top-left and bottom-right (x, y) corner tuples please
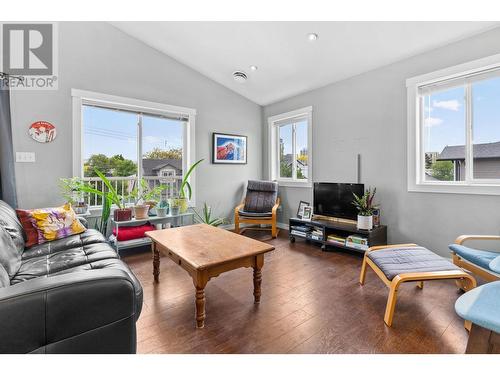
(352, 187), (378, 216)
(192, 202), (226, 227)
(59, 177), (85, 205)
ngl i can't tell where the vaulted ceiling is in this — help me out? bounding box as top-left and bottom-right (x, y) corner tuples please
(111, 22), (499, 105)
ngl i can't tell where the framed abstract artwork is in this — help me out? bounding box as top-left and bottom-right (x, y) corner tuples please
(212, 133), (247, 164)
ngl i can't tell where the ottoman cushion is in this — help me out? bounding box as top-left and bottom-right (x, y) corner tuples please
(367, 246), (461, 280)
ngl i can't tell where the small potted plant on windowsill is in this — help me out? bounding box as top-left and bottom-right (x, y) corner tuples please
(156, 200), (169, 217)
(169, 158), (204, 214)
(129, 179), (168, 219)
(352, 187), (378, 230)
(59, 177), (89, 215)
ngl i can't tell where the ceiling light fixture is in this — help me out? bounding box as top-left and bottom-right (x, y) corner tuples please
(250, 65), (258, 71)
(307, 33), (319, 41)
(233, 71), (248, 83)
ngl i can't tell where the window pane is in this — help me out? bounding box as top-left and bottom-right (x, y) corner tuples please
(422, 86), (466, 181)
(279, 123), (293, 178)
(472, 77), (500, 180)
(295, 120), (308, 180)
(83, 105), (138, 205)
(142, 114), (184, 199)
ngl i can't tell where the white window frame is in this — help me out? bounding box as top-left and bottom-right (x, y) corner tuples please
(71, 89), (197, 205)
(268, 106), (313, 187)
(407, 53), (500, 195)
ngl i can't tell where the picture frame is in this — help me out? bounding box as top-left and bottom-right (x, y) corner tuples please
(212, 132), (247, 164)
(302, 206), (313, 221)
(297, 200), (310, 219)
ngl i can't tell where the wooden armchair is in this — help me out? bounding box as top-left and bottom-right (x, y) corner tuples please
(450, 235), (500, 283)
(234, 180), (280, 238)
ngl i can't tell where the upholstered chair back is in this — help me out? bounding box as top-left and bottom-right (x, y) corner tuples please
(243, 180), (278, 213)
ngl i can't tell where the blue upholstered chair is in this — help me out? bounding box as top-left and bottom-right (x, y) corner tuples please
(449, 235), (500, 286)
(234, 180), (280, 238)
(455, 281), (500, 353)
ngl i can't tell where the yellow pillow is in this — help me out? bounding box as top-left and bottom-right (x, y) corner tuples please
(25, 203), (86, 244)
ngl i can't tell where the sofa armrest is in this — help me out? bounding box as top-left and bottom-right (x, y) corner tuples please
(0, 269), (137, 354)
(77, 216), (89, 228)
(454, 235), (500, 245)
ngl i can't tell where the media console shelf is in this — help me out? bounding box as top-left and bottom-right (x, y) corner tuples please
(289, 217), (387, 253)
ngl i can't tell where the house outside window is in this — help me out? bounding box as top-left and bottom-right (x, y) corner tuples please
(72, 89), (196, 206)
(268, 107), (312, 187)
(407, 54), (500, 195)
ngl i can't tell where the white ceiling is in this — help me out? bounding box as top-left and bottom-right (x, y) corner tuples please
(111, 22), (499, 105)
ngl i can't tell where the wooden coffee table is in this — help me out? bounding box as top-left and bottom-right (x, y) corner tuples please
(145, 224), (275, 328)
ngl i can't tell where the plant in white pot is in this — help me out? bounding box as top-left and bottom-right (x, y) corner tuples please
(352, 188), (378, 230)
(170, 158), (204, 214)
(129, 179), (168, 220)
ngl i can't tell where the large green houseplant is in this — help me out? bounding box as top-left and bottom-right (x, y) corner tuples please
(76, 168), (132, 234)
(170, 158), (204, 214)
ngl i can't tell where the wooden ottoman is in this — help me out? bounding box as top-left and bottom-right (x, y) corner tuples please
(359, 243), (477, 327)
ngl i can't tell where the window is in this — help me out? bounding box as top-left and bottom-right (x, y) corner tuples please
(72, 89), (196, 205)
(268, 107), (312, 186)
(407, 54), (500, 195)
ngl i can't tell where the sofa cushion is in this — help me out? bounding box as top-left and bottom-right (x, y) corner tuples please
(449, 244), (500, 271)
(22, 229), (106, 260)
(368, 246), (460, 281)
(0, 200), (25, 253)
(0, 225), (21, 278)
(243, 180), (278, 213)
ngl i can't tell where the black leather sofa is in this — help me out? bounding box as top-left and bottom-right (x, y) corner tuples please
(0, 200), (143, 354)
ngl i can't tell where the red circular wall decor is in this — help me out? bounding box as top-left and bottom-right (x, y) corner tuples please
(28, 121), (57, 143)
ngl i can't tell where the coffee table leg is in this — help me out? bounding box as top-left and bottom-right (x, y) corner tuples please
(195, 287), (206, 328)
(253, 254), (264, 304)
(152, 243), (160, 283)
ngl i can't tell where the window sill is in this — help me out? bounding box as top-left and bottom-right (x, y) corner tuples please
(276, 180), (312, 188)
(409, 183), (500, 196)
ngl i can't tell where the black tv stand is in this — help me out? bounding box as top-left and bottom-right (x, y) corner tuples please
(289, 217), (387, 254)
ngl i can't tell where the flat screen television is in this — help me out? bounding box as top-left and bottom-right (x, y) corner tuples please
(313, 182), (365, 220)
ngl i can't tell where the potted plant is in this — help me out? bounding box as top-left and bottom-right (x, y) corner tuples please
(156, 200), (169, 217)
(76, 168), (132, 234)
(352, 187), (378, 230)
(129, 179), (168, 219)
(59, 177), (88, 214)
(170, 158), (204, 213)
(169, 198), (181, 216)
(192, 202), (226, 227)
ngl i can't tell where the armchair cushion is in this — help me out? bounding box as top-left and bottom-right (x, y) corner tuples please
(238, 209), (272, 218)
(243, 180), (278, 213)
(449, 244), (500, 271)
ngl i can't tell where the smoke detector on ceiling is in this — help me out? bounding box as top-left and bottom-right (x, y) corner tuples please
(233, 71), (248, 83)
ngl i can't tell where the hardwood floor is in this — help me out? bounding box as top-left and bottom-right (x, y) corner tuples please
(123, 230), (469, 354)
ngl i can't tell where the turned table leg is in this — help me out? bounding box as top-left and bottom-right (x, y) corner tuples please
(195, 287), (206, 328)
(253, 254), (264, 304)
(152, 243), (160, 283)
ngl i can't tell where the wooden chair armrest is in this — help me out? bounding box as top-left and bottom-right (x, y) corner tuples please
(455, 235), (500, 245)
(367, 243), (418, 252)
(234, 202), (245, 215)
(271, 197), (280, 215)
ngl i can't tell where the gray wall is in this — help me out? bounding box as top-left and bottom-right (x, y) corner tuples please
(263, 26), (500, 257)
(10, 22), (262, 220)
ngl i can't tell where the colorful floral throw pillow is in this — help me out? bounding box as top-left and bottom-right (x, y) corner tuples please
(16, 203), (86, 247)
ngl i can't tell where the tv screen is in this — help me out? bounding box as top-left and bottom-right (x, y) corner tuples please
(313, 183), (365, 220)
